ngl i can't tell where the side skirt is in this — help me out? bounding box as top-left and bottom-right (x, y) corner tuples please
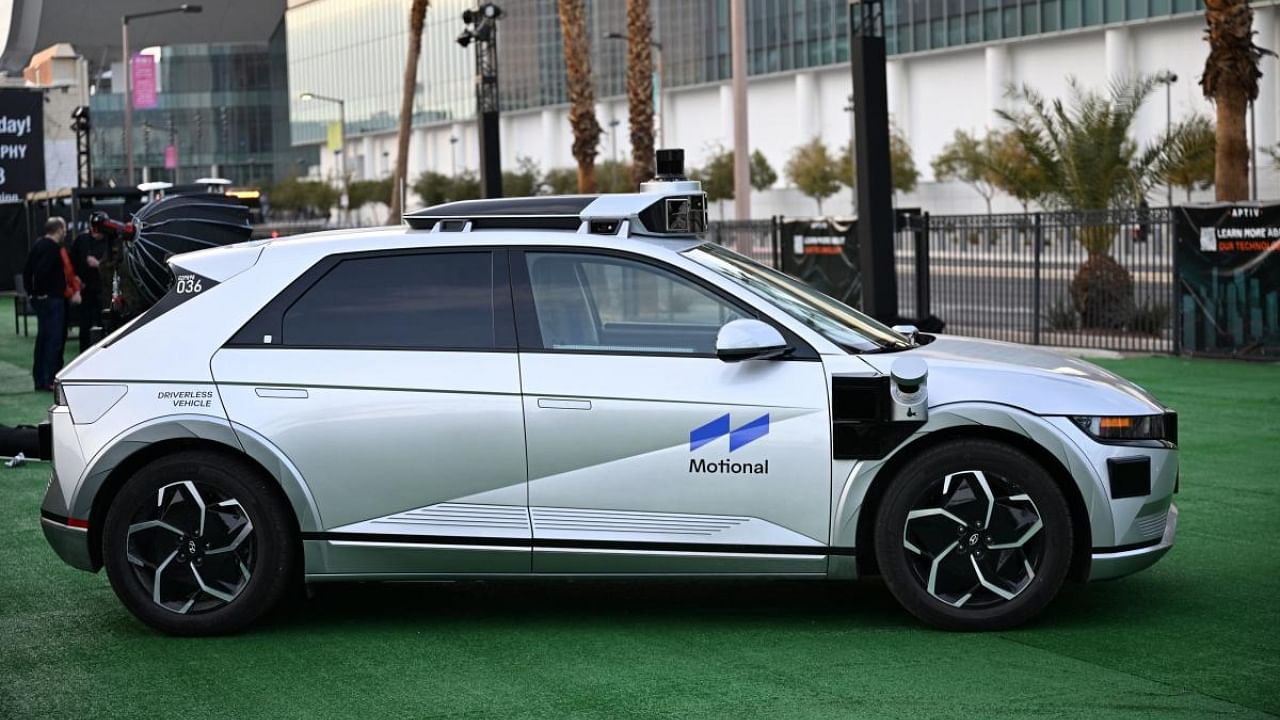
(301, 533), (857, 579)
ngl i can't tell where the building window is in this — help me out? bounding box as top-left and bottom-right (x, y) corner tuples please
(1042, 0), (1061, 32)
(1083, 0), (1103, 26)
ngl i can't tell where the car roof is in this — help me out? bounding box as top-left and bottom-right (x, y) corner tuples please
(259, 187), (710, 262)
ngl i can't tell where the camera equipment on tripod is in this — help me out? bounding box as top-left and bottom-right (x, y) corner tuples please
(122, 193), (252, 307)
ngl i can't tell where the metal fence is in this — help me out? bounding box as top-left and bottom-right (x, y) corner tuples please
(896, 208), (1176, 353)
(706, 219), (778, 267)
(709, 209), (1178, 354)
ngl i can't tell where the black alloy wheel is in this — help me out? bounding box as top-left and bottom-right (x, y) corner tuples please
(123, 479), (256, 614)
(103, 451), (298, 635)
(874, 439), (1074, 631)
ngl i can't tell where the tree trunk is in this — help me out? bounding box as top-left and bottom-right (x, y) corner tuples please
(1214, 86), (1250, 200)
(389, 0), (430, 222)
(625, 0), (655, 189)
(558, 0), (601, 194)
(1201, 0), (1264, 202)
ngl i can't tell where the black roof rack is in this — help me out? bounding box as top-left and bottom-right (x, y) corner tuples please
(405, 195), (598, 230)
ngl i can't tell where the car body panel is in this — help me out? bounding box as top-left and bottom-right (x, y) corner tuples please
(519, 352), (835, 573)
(212, 348), (529, 535)
(855, 335), (1165, 416)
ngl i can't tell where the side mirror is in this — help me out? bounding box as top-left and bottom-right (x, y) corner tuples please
(716, 319), (789, 362)
(891, 324), (919, 343)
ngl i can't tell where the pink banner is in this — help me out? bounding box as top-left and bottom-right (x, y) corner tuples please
(163, 144), (178, 169)
(132, 54), (157, 109)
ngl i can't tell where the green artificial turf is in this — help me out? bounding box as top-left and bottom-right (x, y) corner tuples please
(1, 295), (1277, 718)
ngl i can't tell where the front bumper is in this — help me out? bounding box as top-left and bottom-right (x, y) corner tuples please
(1088, 503), (1177, 581)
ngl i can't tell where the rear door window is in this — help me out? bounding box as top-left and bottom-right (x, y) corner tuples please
(282, 251), (497, 349)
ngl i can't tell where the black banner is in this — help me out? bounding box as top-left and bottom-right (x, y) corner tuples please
(0, 89), (45, 205)
(777, 218), (861, 308)
(1174, 205), (1280, 357)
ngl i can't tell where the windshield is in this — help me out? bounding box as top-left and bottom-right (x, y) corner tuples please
(686, 243), (912, 353)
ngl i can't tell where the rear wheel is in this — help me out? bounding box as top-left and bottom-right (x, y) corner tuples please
(874, 440), (1073, 630)
(102, 451), (297, 635)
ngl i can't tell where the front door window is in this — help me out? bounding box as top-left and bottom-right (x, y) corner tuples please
(524, 252), (745, 355)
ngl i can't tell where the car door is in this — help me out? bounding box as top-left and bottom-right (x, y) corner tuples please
(213, 248), (530, 575)
(512, 248), (832, 574)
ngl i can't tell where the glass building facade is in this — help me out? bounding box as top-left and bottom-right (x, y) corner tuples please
(287, 0), (474, 146)
(90, 20), (313, 188)
(885, 0), (1208, 55)
(286, 0), (1208, 142)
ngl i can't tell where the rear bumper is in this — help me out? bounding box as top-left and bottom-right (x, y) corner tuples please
(40, 512), (95, 572)
(1088, 503), (1177, 581)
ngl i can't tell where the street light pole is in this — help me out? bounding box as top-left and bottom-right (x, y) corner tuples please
(604, 32), (664, 149)
(300, 92), (347, 211)
(458, 3), (505, 199)
(1156, 70), (1178, 208)
(122, 20), (130, 184)
(730, 0), (750, 219)
(121, 4), (202, 185)
(844, 93), (856, 216)
(653, 42), (665, 148)
(608, 117), (620, 188)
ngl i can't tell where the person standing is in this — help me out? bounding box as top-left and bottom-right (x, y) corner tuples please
(71, 225), (106, 352)
(58, 236), (83, 361)
(23, 217), (69, 391)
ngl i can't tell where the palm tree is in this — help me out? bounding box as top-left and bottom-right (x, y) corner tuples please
(1001, 76), (1179, 329)
(558, 0), (602, 193)
(625, 0), (656, 189)
(1000, 76), (1172, 224)
(1162, 115), (1217, 201)
(388, 0), (430, 222)
(1201, 0), (1271, 201)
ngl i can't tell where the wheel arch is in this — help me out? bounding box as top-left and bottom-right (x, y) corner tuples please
(76, 417), (319, 570)
(850, 421), (1094, 583)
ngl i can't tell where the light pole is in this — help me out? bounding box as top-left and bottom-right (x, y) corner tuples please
(730, 0), (749, 219)
(849, 0), (897, 322)
(844, 93), (856, 215)
(122, 4), (202, 185)
(1156, 70), (1178, 207)
(300, 92), (347, 209)
(604, 32), (664, 149)
(608, 117), (621, 189)
(458, 3), (504, 199)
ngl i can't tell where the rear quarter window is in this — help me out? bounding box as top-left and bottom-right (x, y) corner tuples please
(101, 267), (216, 347)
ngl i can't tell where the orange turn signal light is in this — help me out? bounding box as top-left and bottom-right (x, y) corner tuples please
(1099, 417), (1134, 429)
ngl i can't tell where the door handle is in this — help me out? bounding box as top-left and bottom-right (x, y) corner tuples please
(255, 387), (309, 399)
(537, 398), (591, 410)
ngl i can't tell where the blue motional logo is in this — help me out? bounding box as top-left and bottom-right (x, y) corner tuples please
(689, 413), (770, 452)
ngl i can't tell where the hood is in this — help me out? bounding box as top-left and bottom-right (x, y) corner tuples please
(854, 335), (1167, 416)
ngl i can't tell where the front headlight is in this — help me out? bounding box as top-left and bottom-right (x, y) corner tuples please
(1071, 413), (1177, 446)
(53, 381), (67, 407)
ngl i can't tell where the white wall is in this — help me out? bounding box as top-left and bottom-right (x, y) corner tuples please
(309, 10), (1275, 216)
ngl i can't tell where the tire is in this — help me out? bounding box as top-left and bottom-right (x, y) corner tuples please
(102, 450), (298, 636)
(873, 439), (1073, 631)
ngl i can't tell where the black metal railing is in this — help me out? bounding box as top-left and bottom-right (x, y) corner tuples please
(896, 208), (1175, 353)
(707, 219), (778, 267)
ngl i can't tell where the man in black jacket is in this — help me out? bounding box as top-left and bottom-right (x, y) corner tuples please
(71, 225), (108, 352)
(23, 217), (68, 391)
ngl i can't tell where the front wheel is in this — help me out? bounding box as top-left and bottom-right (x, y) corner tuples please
(874, 439), (1073, 631)
(102, 450), (298, 635)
